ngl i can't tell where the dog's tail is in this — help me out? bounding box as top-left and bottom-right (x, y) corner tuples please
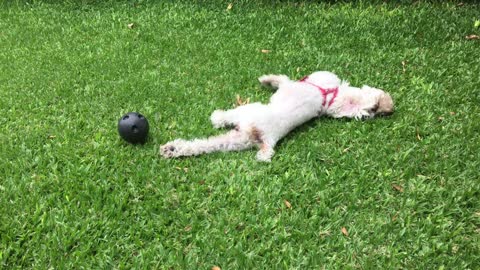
(160, 130), (257, 158)
(258, 74), (290, 89)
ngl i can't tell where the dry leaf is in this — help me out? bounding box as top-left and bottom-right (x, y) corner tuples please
(342, 147), (350, 153)
(416, 127), (422, 141)
(184, 226), (192, 232)
(127, 23), (135, 29)
(175, 167), (189, 172)
(341, 227), (349, 236)
(226, 3), (233, 10)
(261, 49), (271, 53)
(319, 230), (331, 237)
(235, 95), (250, 106)
(437, 116), (444, 121)
(284, 200), (292, 209)
(401, 61), (407, 73)
(212, 266), (221, 270)
(465, 34), (479, 40)
(48, 135), (56, 139)
(392, 184), (404, 193)
(449, 111), (456, 115)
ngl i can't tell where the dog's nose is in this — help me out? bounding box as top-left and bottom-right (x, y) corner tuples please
(378, 111), (394, 117)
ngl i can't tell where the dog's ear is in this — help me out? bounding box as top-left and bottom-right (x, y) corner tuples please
(376, 93), (394, 116)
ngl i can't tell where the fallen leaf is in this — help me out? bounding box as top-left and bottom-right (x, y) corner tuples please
(319, 230), (331, 237)
(342, 147), (350, 153)
(235, 223), (245, 231)
(437, 116), (444, 121)
(392, 212), (399, 221)
(261, 49), (271, 53)
(416, 127), (422, 141)
(284, 200), (292, 209)
(457, 2), (464, 6)
(401, 60), (407, 73)
(341, 227), (349, 236)
(226, 3), (233, 10)
(296, 67), (301, 72)
(175, 167), (189, 172)
(235, 95), (250, 106)
(465, 34), (479, 40)
(184, 226), (192, 232)
(212, 266), (221, 270)
(127, 23), (135, 29)
(392, 183), (404, 193)
(449, 111), (456, 115)
(48, 135), (56, 139)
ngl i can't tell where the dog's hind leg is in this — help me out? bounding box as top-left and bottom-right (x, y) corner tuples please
(210, 103), (266, 129)
(160, 130), (255, 158)
(258, 74), (290, 89)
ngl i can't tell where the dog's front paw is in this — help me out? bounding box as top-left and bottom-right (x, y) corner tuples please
(160, 140), (184, 158)
(210, 110), (226, 128)
(160, 143), (177, 158)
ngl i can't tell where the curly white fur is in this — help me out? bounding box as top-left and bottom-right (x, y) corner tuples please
(160, 71), (394, 162)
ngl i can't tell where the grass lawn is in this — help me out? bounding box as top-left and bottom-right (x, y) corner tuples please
(1, 0), (479, 268)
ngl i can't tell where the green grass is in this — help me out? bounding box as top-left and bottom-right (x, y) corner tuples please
(1, 0), (479, 268)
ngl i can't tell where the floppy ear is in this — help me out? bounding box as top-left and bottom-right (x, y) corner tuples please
(376, 93), (394, 116)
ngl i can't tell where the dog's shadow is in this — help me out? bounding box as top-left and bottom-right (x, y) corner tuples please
(273, 114), (392, 154)
(277, 116), (351, 144)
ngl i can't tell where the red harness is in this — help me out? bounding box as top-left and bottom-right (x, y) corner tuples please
(299, 76), (338, 108)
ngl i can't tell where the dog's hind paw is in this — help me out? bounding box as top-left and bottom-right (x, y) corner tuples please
(258, 74), (289, 89)
(256, 146), (275, 162)
(258, 75), (274, 87)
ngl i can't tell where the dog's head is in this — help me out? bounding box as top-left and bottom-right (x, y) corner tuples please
(362, 86), (394, 118)
(333, 86), (394, 119)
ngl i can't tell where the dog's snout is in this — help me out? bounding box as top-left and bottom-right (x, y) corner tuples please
(379, 111), (394, 117)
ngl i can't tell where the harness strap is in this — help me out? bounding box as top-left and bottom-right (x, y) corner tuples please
(299, 76), (338, 108)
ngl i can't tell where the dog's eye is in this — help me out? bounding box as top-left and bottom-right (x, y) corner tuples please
(370, 104), (379, 113)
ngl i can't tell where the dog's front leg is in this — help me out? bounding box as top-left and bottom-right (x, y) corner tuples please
(160, 130), (254, 158)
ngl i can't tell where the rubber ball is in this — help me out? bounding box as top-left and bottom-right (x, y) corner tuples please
(118, 112), (149, 144)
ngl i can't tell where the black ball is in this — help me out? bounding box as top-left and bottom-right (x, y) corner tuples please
(118, 112), (149, 144)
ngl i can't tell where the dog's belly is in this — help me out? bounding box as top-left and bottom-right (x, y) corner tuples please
(249, 103), (320, 142)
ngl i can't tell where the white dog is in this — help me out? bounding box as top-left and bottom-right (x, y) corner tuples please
(160, 71), (394, 162)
